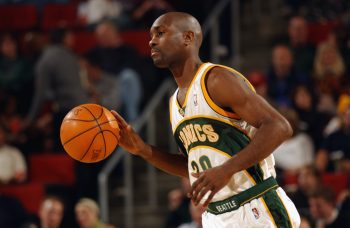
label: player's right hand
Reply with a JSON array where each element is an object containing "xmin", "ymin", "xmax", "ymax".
[{"xmin": 111, "ymin": 110, "xmax": 150, "ymax": 156}]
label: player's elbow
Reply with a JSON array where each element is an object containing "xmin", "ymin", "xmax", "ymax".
[{"xmin": 277, "ymin": 118, "xmax": 293, "ymax": 140}]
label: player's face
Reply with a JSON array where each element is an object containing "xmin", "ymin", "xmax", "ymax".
[{"xmin": 149, "ymin": 17, "xmax": 185, "ymax": 68}]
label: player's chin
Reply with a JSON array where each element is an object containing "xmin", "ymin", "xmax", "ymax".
[{"xmin": 152, "ymin": 58, "xmax": 168, "ymax": 68}]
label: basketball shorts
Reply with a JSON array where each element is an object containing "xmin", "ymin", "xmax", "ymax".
[{"xmin": 202, "ymin": 187, "xmax": 300, "ymax": 228}]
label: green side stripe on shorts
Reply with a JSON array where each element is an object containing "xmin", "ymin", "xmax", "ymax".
[
  {"xmin": 262, "ymin": 190, "xmax": 292, "ymax": 228},
  {"xmin": 246, "ymin": 164, "xmax": 264, "ymax": 184}
]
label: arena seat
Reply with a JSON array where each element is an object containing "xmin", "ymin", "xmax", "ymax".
[
  {"xmin": 73, "ymin": 31, "xmax": 97, "ymax": 54},
  {"xmin": 321, "ymin": 172, "xmax": 349, "ymax": 198},
  {"xmin": 73, "ymin": 30, "xmax": 150, "ymax": 56},
  {"xmin": 282, "ymin": 172, "xmax": 298, "ymax": 187},
  {"xmin": 0, "ymin": 183, "xmax": 44, "ymax": 214},
  {"xmin": 308, "ymin": 21, "xmax": 337, "ymax": 46},
  {"xmin": 0, "ymin": 5, "xmax": 37, "ymax": 31},
  {"xmin": 29, "ymin": 154, "xmax": 75, "ymax": 186},
  {"xmin": 120, "ymin": 30, "xmax": 150, "ymax": 56},
  {"xmin": 42, "ymin": 4, "xmax": 78, "ymax": 30}
]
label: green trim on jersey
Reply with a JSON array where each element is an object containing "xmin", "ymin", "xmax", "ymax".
[
  {"xmin": 262, "ymin": 190, "xmax": 293, "ymax": 228},
  {"xmin": 174, "ymin": 116, "xmax": 265, "ymax": 185},
  {"xmin": 174, "ymin": 117, "xmax": 250, "ymax": 156},
  {"xmin": 246, "ymin": 164, "xmax": 265, "ymax": 184}
]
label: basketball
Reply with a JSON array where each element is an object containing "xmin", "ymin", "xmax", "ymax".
[{"xmin": 60, "ymin": 104, "xmax": 120, "ymax": 163}]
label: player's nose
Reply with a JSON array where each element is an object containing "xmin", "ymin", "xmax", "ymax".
[{"xmin": 149, "ymin": 37, "xmax": 157, "ymax": 48}]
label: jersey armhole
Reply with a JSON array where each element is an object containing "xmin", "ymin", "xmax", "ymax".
[{"xmin": 200, "ymin": 65, "xmax": 242, "ymax": 120}]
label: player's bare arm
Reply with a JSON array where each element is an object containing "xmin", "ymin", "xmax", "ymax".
[
  {"xmin": 111, "ymin": 110, "xmax": 188, "ymax": 178},
  {"xmin": 190, "ymin": 67, "xmax": 293, "ymax": 206}
]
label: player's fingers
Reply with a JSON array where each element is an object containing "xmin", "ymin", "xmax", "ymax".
[
  {"xmin": 191, "ymin": 177, "xmax": 209, "ymax": 203},
  {"xmin": 202, "ymin": 190, "xmax": 216, "ymax": 207},
  {"xmin": 111, "ymin": 110, "xmax": 128, "ymax": 127},
  {"xmin": 193, "ymin": 186, "xmax": 212, "ymax": 206},
  {"xmin": 191, "ymin": 172, "xmax": 200, "ymax": 178},
  {"xmin": 191, "ymin": 183, "xmax": 205, "ymax": 203},
  {"xmin": 190, "ymin": 172, "xmax": 203, "ymax": 192}
]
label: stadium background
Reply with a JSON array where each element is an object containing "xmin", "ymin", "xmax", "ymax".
[{"xmin": 0, "ymin": 0, "xmax": 349, "ymax": 227}]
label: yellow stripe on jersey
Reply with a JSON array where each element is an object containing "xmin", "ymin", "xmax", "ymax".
[
  {"xmin": 169, "ymin": 95, "xmax": 173, "ymax": 126},
  {"xmin": 200, "ymin": 65, "xmax": 241, "ymax": 119},
  {"xmin": 215, "ymin": 64, "xmax": 256, "ymax": 92},
  {"xmin": 172, "ymin": 115, "xmax": 250, "ymax": 138},
  {"xmin": 176, "ymin": 63, "xmax": 208, "ymax": 109},
  {"xmin": 200, "ymin": 64, "xmax": 257, "ymax": 119},
  {"xmin": 188, "ymin": 145, "xmax": 232, "ymax": 158}
]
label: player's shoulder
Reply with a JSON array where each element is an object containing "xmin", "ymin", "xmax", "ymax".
[{"xmin": 206, "ymin": 64, "xmax": 242, "ymax": 86}]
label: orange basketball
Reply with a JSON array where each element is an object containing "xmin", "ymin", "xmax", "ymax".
[{"xmin": 60, "ymin": 104, "xmax": 120, "ymax": 163}]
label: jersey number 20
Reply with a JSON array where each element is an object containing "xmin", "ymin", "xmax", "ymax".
[{"xmin": 191, "ymin": 155, "xmax": 212, "ymax": 173}]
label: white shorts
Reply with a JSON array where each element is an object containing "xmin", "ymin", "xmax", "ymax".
[{"xmin": 202, "ymin": 187, "xmax": 300, "ymax": 228}]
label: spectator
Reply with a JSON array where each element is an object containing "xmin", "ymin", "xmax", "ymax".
[
  {"xmin": 131, "ymin": 0, "xmax": 173, "ymax": 28},
  {"xmin": 165, "ymin": 177, "xmax": 191, "ymax": 228},
  {"xmin": 315, "ymin": 94, "xmax": 350, "ymax": 172},
  {"xmin": 309, "ymin": 186, "xmax": 350, "ymax": 228},
  {"xmin": 292, "ymin": 85, "xmax": 332, "ymax": 149},
  {"xmin": 247, "ymin": 71, "xmax": 269, "ymax": 101},
  {"xmin": 38, "ymin": 196, "xmax": 65, "ymax": 228},
  {"xmin": 75, "ymin": 198, "xmax": 114, "ymax": 228},
  {"xmin": 273, "ymin": 107, "xmax": 314, "ymax": 173},
  {"xmin": 0, "ymin": 94, "xmax": 26, "ymax": 146},
  {"xmin": 178, "ymin": 202, "xmax": 206, "ymax": 228},
  {"xmin": 25, "ymin": 27, "xmax": 89, "ymax": 151},
  {"xmin": 313, "ymin": 41, "xmax": 346, "ymax": 99},
  {"xmin": 0, "ymin": 194, "xmax": 27, "ymax": 228},
  {"xmin": 287, "ymin": 165, "xmax": 322, "ymax": 211},
  {"xmin": 267, "ymin": 44, "xmax": 309, "ymax": 107},
  {"xmin": 80, "ymin": 55, "xmax": 121, "ymax": 110},
  {"xmin": 78, "ymin": 0, "xmax": 128, "ymax": 28},
  {"xmin": 0, "ymin": 124, "xmax": 27, "ymax": 184},
  {"xmin": 338, "ymin": 192, "xmax": 350, "ymax": 221},
  {"xmin": 299, "ymin": 213, "xmax": 314, "ymax": 228},
  {"xmin": 88, "ymin": 20, "xmax": 142, "ymax": 121},
  {"xmin": 0, "ymin": 33, "xmax": 34, "ymax": 114},
  {"xmin": 287, "ymin": 16, "xmax": 316, "ymax": 75}
]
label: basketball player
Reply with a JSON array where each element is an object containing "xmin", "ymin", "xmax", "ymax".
[{"xmin": 112, "ymin": 12, "xmax": 300, "ymax": 227}]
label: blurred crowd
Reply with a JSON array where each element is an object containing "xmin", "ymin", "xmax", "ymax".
[
  {"xmin": 0, "ymin": 0, "xmax": 349, "ymax": 228},
  {"xmin": 164, "ymin": 1, "xmax": 350, "ymax": 228}
]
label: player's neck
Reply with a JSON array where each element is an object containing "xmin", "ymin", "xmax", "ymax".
[{"xmin": 170, "ymin": 57, "xmax": 202, "ymax": 89}]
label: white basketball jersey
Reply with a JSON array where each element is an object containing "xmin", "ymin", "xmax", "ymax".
[{"xmin": 170, "ymin": 63, "xmax": 276, "ymax": 202}]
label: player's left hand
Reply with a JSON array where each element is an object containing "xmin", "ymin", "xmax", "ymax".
[{"xmin": 189, "ymin": 165, "xmax": 232, "ymax": 207}]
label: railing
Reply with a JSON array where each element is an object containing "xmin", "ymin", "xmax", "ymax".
[
  {"xmin": 202, "ymin": 0, "xmax": 240, "ymax": 67},
  {"xmin": 98, "ymin": 78, "xmax": 176, "ymax": 228}
]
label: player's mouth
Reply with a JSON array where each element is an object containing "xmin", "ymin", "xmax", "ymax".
[{"xmin": 151, "ymin": 48, "xmax": 160, "ymax": 57}]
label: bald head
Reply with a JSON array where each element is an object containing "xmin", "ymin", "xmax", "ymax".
[
  {"xmin": 149, "ymin": 12, "xmax": 203, "ymax": 68},
  {"xmin": 154, "ymin": 12, "xmax": 202, "ymax": 48}
]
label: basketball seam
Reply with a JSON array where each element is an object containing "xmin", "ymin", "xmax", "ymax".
[
  {"xmin": 62, "ymin": 120, "xmax": 117, "ymax": 145},
  {"xmin": 63, "ymin": 118, "xmax": 101, "ymax": 122},
  {"xmin": 80, "ymin": 130, "xmax": 100, "ymax": 161},
  {"xmin": 81, "ymin": 105, "xmax": 107, "ymax": 160},
  {"xmin": 80, "ymin": 129, "xmax": 119, "ymax": 161}
]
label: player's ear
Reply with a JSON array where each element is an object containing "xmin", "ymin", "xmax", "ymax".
[{"xmin": 183, "ymin": 31, "xmax": 194, "ymax": 46}]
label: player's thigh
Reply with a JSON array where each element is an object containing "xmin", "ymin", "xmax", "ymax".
[
  {"xmin": 202, "ymin": 199, "xmax": 276, "ymax": 228},
  {"xmin": 259, "ymin": 188, "xmax": 301, "ymax": 228},
  {"xmin": 275, "ymin": 187, "xmax": 301, "ymax": 228}
]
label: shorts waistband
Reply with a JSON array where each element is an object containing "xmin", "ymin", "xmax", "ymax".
[{"xmin": 207, "ymin": 176, "xmax": 278, "ymax": 215}]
